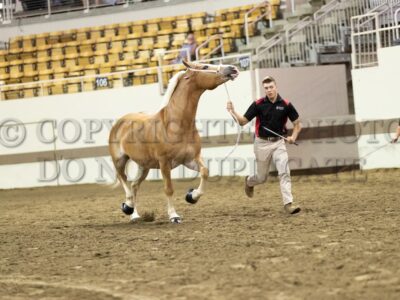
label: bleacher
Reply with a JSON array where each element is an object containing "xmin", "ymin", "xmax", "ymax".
[
  {"xmin": 0, "ymin": 1, "xmax": 281, "ymax": 100},
  {"xmin": 256, "ymin": 0, "xmax": 400, "ymax": 68}
]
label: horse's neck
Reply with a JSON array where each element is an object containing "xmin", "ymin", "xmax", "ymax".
[{"xmin": 164, "ymin": 82, "xmax": 204, "ymax": 128}]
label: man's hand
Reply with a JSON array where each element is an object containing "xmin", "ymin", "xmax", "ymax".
[
  {"xmin": 286, "ymin": 136, "xmax": 296, "ymax": 144},
  {"xmin": 226, "ymin": 101, "xmax": 234, "ymax": 113}
]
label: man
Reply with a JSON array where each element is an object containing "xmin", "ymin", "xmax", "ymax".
[
  {"xmin": 392, "ymin": 120, "xmax": 400, "ymax": 143},
  {"xmin": 173, "ymin": 31, "xmax": 198, "ymax": 63},
  {"xmin": 227, "ymin": 76, "xmax": 302, "ymax": 214}
]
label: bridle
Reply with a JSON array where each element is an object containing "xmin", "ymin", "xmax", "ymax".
[{"xmin": 185, "ymin": 64, "xmax": 223, "ymax": 74}]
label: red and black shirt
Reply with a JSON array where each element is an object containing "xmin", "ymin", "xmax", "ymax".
[{"xmin": 244, "ymin": 94, "xmax": 299, "ymax": 138}]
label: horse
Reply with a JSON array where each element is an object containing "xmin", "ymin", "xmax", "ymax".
[{"xmin": 108, "ymin": 60, "xmax": 239, "ymax": 223}]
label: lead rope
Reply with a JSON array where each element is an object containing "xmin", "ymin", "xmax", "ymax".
[
  {"xmin": 222, "ymin": 82, "xmax": 242, "ymax": 161},
  {"xmin": 186, "ymin": 65, "xmax": 241, "ymax": 160}
]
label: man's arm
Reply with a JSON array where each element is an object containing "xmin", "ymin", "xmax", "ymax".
[
  {"xmin": 287, "ymin": 119, "xmax": 302, "ymax": 144},
  {"xmin": 226, "ymin": 101, "xmax": 249, "ymax": 126}
]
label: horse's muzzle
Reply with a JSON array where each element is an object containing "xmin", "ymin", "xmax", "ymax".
[{"xmin": 223, "ymin": 66, "xmax": 239, "ymax": 80}]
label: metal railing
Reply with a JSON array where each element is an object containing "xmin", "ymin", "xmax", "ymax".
[
  {"xmin": 244, "ymin": 1, "xmax": 273, "ymax": 45},
  {"xmin": 255, "ymin": 0, "xmax": 385, "ymax": 68},
  {"xmin": 285, "ymin": 16, "xmax": 316, "ymax": 66},
  {"xmin": 195, "ymin": 34, "xmax": 224, "ymax": 61},
  {"xmin": 396, "ymin": 7, "xmax": 400, "ymax": 38},
  {"xmin": 0, "ymin": 0, "xmax": 157, "ymax": 22},
  {"xmin": 1, "ymin": 0, "xmax": 14, "ymax": 24},
  {"xmin": 256, "ymin": 33, "xmax": 285, "ymax": 68},
  {"xmin": 351, "ymin": 2, "xmax": 400, "ymax": 68},
  {"xmin": 256, "ymin": 16, "xmax": 314, "ymax": 67}
]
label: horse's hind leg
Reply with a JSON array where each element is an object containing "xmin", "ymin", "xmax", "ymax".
[
  {"xmin": 184, "ymin": 157, "xmax": 209, "ymax": 204},
  {"xmin": 112, "ymin": 154, "xmax": 135, "ymax": 216},
  {"xmin": 129, "ymin": 167, "xmax": 149, "ymax": 221},
  {"xmin": 159, "ymin": 161, "xmax": 181, "ymax": 224}
]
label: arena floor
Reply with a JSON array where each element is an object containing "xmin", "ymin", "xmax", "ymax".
[{"xmin": 1, "ymin": 169, "xmax": 399, "ymax": 300}]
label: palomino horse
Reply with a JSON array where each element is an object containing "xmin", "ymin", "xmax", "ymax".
[{"xmin": 109, "ymin": 60, "xmax": 239, "ymax": 223}]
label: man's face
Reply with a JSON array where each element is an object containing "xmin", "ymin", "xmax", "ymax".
[
  {"xmin": 263, "ymin": 81, "xmax": 277, "ymax": 100},
  {"xmin": 187, "ymin": 34, "xmax": 195, "ymax": 44}
]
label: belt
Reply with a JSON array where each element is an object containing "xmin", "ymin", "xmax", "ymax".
[{"xmin": 258, "ymin": 136, "xmax": 282, "ymax": 142}]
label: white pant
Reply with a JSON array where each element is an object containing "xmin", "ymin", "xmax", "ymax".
[{"xmin": 247, "ymin": 137, "xmax": 293, "ymax": 205}]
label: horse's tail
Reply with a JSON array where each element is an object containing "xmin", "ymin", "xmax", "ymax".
[
  {"xmin": 107, "ymin": 116, "xmax": 144, "ymax": 189},
  {"xmin": 107, "ymin": 119, "xmax": 127, "ymax": 189}
]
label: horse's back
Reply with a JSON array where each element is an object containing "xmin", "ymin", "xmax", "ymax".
[{"xmin": 110, "ymin": 112, "xmax": 152, "ymax": 138}]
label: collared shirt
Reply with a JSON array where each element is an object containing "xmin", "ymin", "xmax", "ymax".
[{"xmin": 244, "ymin": 94, "xmax": 299, "ymax": 138}]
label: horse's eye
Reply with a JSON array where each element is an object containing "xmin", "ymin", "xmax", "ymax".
[{"xmin": 202, "ymin": 65, "xmax": 209, "ymax": 70}]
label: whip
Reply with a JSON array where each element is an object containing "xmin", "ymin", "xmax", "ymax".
[
  {"xmin": 358, "ymin": 141, "xmax": 393, "ymax": 160},
  {"xmin": 261, "ymin": 126, "xmax": 299, "ymax": 146}
]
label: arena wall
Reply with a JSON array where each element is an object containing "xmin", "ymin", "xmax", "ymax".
[
  {"xmin": 1, "ymin": 65, "xmax": 361, "ymax": 189},
  {"xmin": 352, "ymin": 46, "xmax": 400, "ymax": 170}
]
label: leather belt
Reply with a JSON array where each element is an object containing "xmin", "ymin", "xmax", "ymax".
[{"xmin": 258, "ymin": 136, "xmax": 282, "ymax": 142}]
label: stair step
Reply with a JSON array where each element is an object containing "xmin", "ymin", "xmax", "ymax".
[
  {"xmin": 260, "ymin": 25, "xmax": 283, "ymax": 36},
  {"xmin": 283, "ymin": 3, "xmax": 314, "ymax": 19}
]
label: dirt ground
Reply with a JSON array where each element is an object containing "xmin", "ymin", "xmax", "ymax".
[{"xmin": 1, "ymin": 169, "xmax": 400, "ymax": 300}]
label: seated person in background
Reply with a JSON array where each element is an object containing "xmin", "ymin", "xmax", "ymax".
[{"xmin": 172, "ymin": 31, "xmax": 198, "ymax": 63}]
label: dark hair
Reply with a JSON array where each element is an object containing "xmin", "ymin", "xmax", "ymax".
[
  {"xmin": 262, "ymin": 76, "xmax": 276, "ymax": 85},
  {"xmin": 187, "ymin": 31, "xmax": 195, "ymax": 36}
]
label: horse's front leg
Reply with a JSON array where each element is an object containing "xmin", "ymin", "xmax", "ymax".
[
  {"xmin": 160, "ymin": 161, "xmax": 181, "ymax": 224},
  {"xmin": 184, "ymin": 156, "xmax": 209, "ymax": 204}
]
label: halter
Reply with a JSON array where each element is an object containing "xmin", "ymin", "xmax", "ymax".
[{"xmin": 185, "ymin": 64, "xmax": 223, "ymax": 74}]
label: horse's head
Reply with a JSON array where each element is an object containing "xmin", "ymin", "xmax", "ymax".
[{"xmin": 182, "ymin": 60, "xmax": 239, "ymax": 90}]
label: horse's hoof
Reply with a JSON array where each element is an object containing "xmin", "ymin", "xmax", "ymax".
[
  {"xmin": 185, "ymin": 188, "xmax": 198, "ymax": 204},
  {"xmin": 170, "ymin": 217, "xmax": 182, "ymax": 224},
  {"xmin": 130, "ymin": 211, "xmax": 141, "ymax": 221},
  {"xmin": 121, "ymin": 203, "xmax": 134, "ymax": 215}
]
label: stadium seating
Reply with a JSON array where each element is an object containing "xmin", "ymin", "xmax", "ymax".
[{"xmin": 0, "ymin": 1, "xmax": 281, "ymax": 100}]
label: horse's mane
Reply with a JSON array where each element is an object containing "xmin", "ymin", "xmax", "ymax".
[{"xmin": 159, "ymin": 71, "xmax": 186, "ymax": 110}]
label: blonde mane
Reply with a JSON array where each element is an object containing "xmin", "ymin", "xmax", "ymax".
[{"xmin": 159, "ymin": 71, "xmax": 186, "ymax": 110}]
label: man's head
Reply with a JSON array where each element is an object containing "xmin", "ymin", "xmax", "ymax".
[
  {"xmin": 262, "ymin": 76, "xmax": 277, "ymax": 101},
  {"xmin": 186, "ymin": 31, "xmax": 195, "ymax": 44}
]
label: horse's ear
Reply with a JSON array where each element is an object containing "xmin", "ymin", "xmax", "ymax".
[{"xmin": 182, "ymin": 59, "xmax": 191, "ymax": 69}]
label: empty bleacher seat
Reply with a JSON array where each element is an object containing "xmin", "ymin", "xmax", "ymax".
[
  {"xmin": 22, "ymin": 86, "xmax": 39, "ymax": 98},
  {"xmin": 66, "ymin": 79, "xmax": 82, "ymax": 94},
  {"xmin": 109, "ymin": 41, "xmax": 124, "ymax": 54},
  {"xmin": 174, "ymin": 19, "xmax": 190, "ymax": 33},
  {"xmin": 90, "ymin": 26, "xmax": 105, "ymax": 40},
  {"xmin": 64, "ymin": 44, "xmax": 79, "ymax": 59},
  {"xmin": 60, "ymin": 29, "xmax": 76, "ymax": 43},
  {"xmin": 159, "ymin": 17, "xmax": 176, "ymax": 35},
  {"xmin": 35, "ymin": 33, "xmax": 51, "ymax": 50},
  {"xmin": 118, "ymin": 22, "xmax": 131, "ymax": 37},
  {"xmin": 104, "ymin": 24, "xmax": 118, "ymax": 39},
  {"xmin": 93, "ymin": 55, "xmax": 107, "ymax": 65},
  {"xmin": 145, "ymin": 22, "xmax": 159, "ymax": 37},
  {"xmin": 2, "ymin": 86, "xmax": 21, "ymax": 100},
  {"xmin": 139, "ymin": 37, "xmax": 155, "ymax": 51}
]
